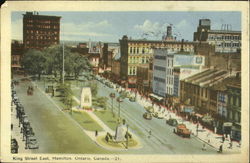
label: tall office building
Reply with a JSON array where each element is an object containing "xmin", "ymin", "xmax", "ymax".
[{"xmin": 23, "ymin": 12, "xmax": 61, "ymax": 50}]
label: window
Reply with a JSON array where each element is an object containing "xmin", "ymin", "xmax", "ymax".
[
  {"xmin": 142, "ymin": 47, "xmax": 145, "ymax": 54},
  {"xmin": 142, "ymin": 57, "xmax": 145, "ymax": 63},
  {"xmin": 133, "ymin": 47, "xmax": 136, "ymax": 54},
  {"xmin": 130, "ymin": 47, "xmax": 132, "ymax": 53},
  {"xmin": 137, "ymin": 47, "xmax": 139, "ymax": 54},
  {"xmin": 154, "ymin": 55, "xmax": 166, "ymax": 60},
  {"xmin": 154, "ymin": 66, "xmax": 166, "ymax": 72},
  {"xmin": 154, "ymin": 76, "xmax": 165, "ymax": 83}
]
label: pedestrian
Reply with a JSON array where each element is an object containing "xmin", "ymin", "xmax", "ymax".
[
  {"xmin": 228, "ymin": 141, "xmax": 232, "ymax": 149},
  {"xmin": 202, "ymin": 143, "xmax": 206, "ymax": 151},
  {"xmin": 219, "ymin": 144, "xmax": 223, "ymax": 153},
  {"xmin": 222, "ymin": 135, "xmax": 225, "ymax": 143}
]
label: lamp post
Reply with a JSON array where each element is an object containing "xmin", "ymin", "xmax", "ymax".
[
  {"xmin": 109, "ymin": 93, "xmax": 116, "ymax": 117},
  {"xmin": 126, "ymin": 124, "xmax": 129, "ymax": 149},
  {"xmin": 116, "ymin": 97, "xmax": 123, "ymax": 119}
]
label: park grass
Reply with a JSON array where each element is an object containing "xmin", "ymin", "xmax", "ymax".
[
  {"xmin": 70, "ymin": 111, "xmax": 103, "ymax": 132},
  {"xmin": 94, "ymin": 109, "xmax": 118, "ymax": 131},
  {"xmin": 97, "ymin": 135, "xmax": 139, "ymax": 149}
]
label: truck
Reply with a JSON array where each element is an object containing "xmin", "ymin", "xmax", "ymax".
[{"xmin": 174, "ymin": 124, "xmax": 191, "ymax": 138}]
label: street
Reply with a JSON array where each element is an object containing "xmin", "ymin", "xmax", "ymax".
[{"xmin": 70, "ymin": 77, "xmax": 217, "ymax": 154}]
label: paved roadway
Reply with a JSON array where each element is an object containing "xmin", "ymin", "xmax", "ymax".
[
  {"xmin": 73, "ymin": 79, "xmax": 217, "ymax": 154},
  {"xmin": 14, "ymin": 80, "xmax": 114, "ymax": 154},
  {"xmin": 13, "ymin": 76, "xmax": 217, "ymax": 154}
]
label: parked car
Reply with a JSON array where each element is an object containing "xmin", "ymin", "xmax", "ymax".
[
  {"xmin": 27, "ymin": 136, "xmax": 39, "ymax": 149},
  {"xmin": 152, "ymin": 112, "xmax": 164, "ymax": 119},
  {"xmin": 144, "ymin": 106, "xmax": 154, "ymax": 113},
  {"xmin": 11, "ymin": 138, "xmax": 19, "ymax": 153},
  {"xmin": 129, "ymin": 96, "xmax": 136, "ymax": 102},
  {"xmin": 143, "ymin": 112, "xmax": 152, "ymax": 120},
  {"xmin": 174, "ymin": 124, "xmax": 191, "ymax": 138},
  {"xmin": 166, "ymin": 118, "xmax": 178, "ymax": 126}
]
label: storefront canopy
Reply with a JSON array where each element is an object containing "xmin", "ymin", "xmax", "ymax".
[{"xmin": 149, "ymin": 93, "xmax": 163, "ymax": 101}]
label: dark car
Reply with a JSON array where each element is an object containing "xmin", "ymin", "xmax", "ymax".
[
  {"xmin": 27, "ymin": 136, "xmax": 39, "ymax": 149},
  {"xmin": 129, "ymin": 97, "xmax": 136, "ymax": 102},
  {"xmin": 143, "ymin": 112, "xmax": 152, "ymax": 120},
  {"xmin": 166, "ymin": 118, "xmax": 178, "ymax": 126},
  {"xmin": 11, "ymin": 138, "xmax": 19, "ymax": 153}
]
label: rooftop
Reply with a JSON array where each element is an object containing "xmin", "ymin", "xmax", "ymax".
[{"xmin": 182, "ymin": 69, "xmax": 230, "ymax": 87}]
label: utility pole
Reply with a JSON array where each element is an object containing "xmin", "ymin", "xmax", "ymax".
[{"xmin": 62, "ymin": 41, "xmax": 65, "ymax": 84}]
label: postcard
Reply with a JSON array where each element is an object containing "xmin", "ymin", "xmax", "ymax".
[{"xmin": 1, "ymin": 1, "xmax": 249, "ymax": 163}]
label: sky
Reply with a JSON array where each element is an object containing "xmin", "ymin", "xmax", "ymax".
[{"xmin": 11, "ymin": 11, "xmax": 241, "ymax": 42}]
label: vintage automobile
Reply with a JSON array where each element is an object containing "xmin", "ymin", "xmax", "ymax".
[
  {"xmin": 143, "ymin": 112, "xmax": 152, "ymax": 120},
  {"xmin": 174, "ymin": 124, "xmax": 191, "ymax": 138},
  {"xmin": 144, "ymin": 106, "xmax": 154, "ymax": 113},
  {"xmin": 11, "ymin": 138, "xmax": 19, "ymax": 153},
  {"xmin": 166, "ymin": 118, "xmax": 178, "ymax": 126},
  {"xmin": 27, "ymin": 136, "xmax": 39, "ymax": 149},
  {"xmin": 129, "ymin": 96, "xmax": 136, "ymax": 102},
  {"xmin": 152, "ymin": 112, "xmax": 164, "ymax": 119}
]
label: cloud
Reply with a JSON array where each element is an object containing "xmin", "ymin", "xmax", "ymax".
[
  {"xmin": 176, "ymin": 19, "xmax": 189, "ymax": 29},
  {"xmin": 11, "ymin": 19, "xmax": 23, "ymax": 40},
  {"xmin": 134, "ymin": 20, "xmax": 168, "ymax": 39}
]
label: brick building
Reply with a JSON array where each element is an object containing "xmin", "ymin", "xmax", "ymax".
[{"xmin": 23, "ymin": 12, "xmax": 61, "ymax": 50}]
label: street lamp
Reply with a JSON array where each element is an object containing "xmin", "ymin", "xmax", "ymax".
[
  {"xmin": 116, "ymin": 97, "xmax": 123, "ymax": 119},
  {"xmin": 109, "ymin": 93, "xmax": 116, "ymax": 117},
  {"xmin": 126, "ymin": 124, "xmax": 129, "ymax": 149}
]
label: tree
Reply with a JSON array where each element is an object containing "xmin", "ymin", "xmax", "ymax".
[
  {"xmin": 43, "ymin": 45, "xmax": 92, "ymax": 81},
  {"xmin": 21, "ymin": 49, "xmax": 46, "ymax": 79}
]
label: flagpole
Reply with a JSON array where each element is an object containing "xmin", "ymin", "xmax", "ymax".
[{"xmin": 62, "ymin": 41, "xmax": 65, "ymax": 84}]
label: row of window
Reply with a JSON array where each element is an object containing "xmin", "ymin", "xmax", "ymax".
[
  {"xmin": 154, "ymin": 65, "xmax": 166, "ymax": 72},
  {"xmin": 129, "ymin": 47, "xmax": 151, "ymax": 54},
  {"xmin": 208, "ymin": 35, "xmax": 241, "ymax": 41},
  {"xmin": 154, "ymin": 55, "xmax": 166, "ymax": 60},
  {"xmin": 26, "ymin": 36, "xmax": 58, "ymax": 40},
  {"xmin": 166, "ymin": 87, "xmax": 173, "ymax": 95},
  {"xmin": 219, "ymin": 42, "xmax": 241, "ymax": 47},
  {"xmin": 128, "ymin": 56, "xmax": 149, "ymax": 64},
  {"xmin": 26, "ymin": 30, "xmax": 58, "ymax": 35},
  {"xmin": 128, "ymin": 66, "xmax": 137, "ymax": 75},
  {"xmin": 26, "ymin": 24, "xmax": 59, "ymax": 29},
  {"xmin": 166, "ymin": 76, "xmax": 174, "ymax": 85},
  {"xmin": 153, "ymin": 76, "xmax": 165, "ymax": 83}
]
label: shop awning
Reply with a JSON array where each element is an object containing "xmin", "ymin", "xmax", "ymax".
[
  {"xmin": 149, "ymin": 93, "xmax": 163, "ymax": 101},
  {"xmin": 223, "ymin": 122, "xmax": 233, "ymax": 127}
]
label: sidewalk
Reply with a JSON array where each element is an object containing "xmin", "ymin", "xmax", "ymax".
[
  {"xmin": 134, "ymin": 92, "xmax": 241, "ymax": 154},
  {"xmin": 11, "ymin": 92, "xmax": 32, "ymax": 153}
]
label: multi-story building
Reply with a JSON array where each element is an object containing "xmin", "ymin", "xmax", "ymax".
[
  {"xmin": 23, "ymin": 12, "xmax": 61, "ymax": 50},
  {"xmin": 194, "ymin": 19, "xmax": 241, "ymax": 53},
  {"xmin": 180, "ymin": 69, "xmax": 232, "ymax": 114},
  {"xmin": 136, "ymin": 59, "xmax": 153, "ymax": 96},
  {"xmin": 119, "ymin": 35, "xmax": 197, "ymax": 88},
  {"xmin": 152, "ymin": 49, "xmax": 205, "ymax": 98},
  {"xmin": 11, "ymin": 40, "xmax": 24, "ymax": 72}
]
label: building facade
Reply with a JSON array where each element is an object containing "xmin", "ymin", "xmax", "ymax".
[
  {"xmin": 11, "ymin": 40, "xmax": 24, "ymax": 72},
  {"xmin": 152, "ymin": 49, "xmax": 205, "ymax": 98},
  {"xmin": 119, "ymin": 35, "xmax": 196, "ymax": 88},
  {"xmin": 194, "ymin": 19, "xmax": 241, "ymax": 53},
  {"xmin": 23, "ymin": 12, "xmax": 61, "ymax": 50}
]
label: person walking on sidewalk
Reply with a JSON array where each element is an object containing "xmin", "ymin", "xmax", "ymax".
[{"xmin": 222, "ymin": 135, "xmax": 225, "ymax": 143}]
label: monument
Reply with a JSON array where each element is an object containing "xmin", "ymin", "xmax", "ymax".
[
  {"xmin": 80, "ymin": 87, "xmax": 92, "ymax": 109},
  {"xmin": 114, "ymin": 124, "xmax": 127, "ymax": 142}
]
